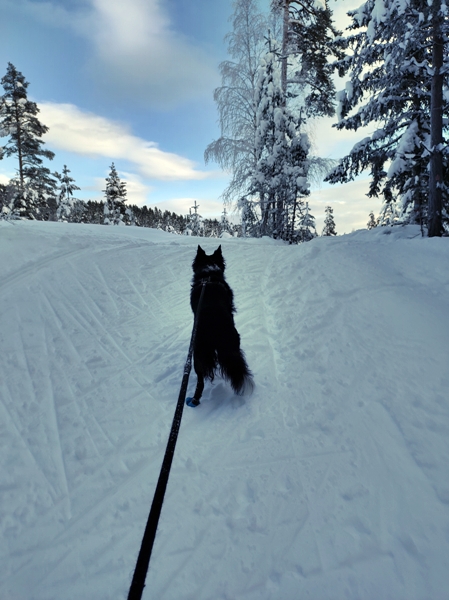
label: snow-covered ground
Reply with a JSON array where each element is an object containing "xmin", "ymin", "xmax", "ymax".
[{"xmin": 1, "ymin": 220, "xmax": 449, "ymax": 600}]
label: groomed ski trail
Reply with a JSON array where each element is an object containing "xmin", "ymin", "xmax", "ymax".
[{"xmin": 0, "ymin": 221, "xmax": 448, "ymax": 600}]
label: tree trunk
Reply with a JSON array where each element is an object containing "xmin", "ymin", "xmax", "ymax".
[
  {"xmin": 281, "ymin": 0, "xmax": 290, "ymax": 99},
  {"xmin": 14, "ymin": 99, "xmax": 24, "ymax": 189},
  {"xmin": 428, "ymin": 1, "xmax": 444, "ymax": 237}
]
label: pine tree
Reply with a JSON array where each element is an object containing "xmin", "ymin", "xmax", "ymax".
[
  {"xmin": 325, "ymin": 0, "xmax": 448, "ymax": 235},
  {"xmin": 321, "ymin": 205, "xmax": 337, "ymax": 236},
  {"xmin": 0, "ymin": 63, "xmax": 55, "ymax": 218},
  {"xmin": 103, "ymin": 163, "xmax": 128, "ymax": 225},
  {"xmin": 55, "ymin": 165, "xmax": 80, "ymax": 222}
]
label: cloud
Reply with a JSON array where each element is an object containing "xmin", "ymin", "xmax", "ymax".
[
  {"xmin": 87, "ymin": 171, "xmax": 151, "ymax": 207},
  {"xmin": 39, "ymin": 102, "xmax": 209, "ymax": 181},
  {"xmin": 6, "ymin": 0, "xmax": 219, "ymax": 108},
  {"xmin": 86, "ymin": 0, "xmax": 219, "ymax": 107},
  {"xmin": 310, "ymin": 178, "xmax": 383, "ymax": 234}
]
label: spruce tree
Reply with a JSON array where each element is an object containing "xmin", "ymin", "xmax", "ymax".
[
  {"xmin": 272, "ymin": 0, "xmax": 343, "ymax": 117},
  {"xmin": 297, "ymin": 201, "xmax": 317, "ymax": 242},
  {"xmin": 325, "ymin": 0, "xmax": 448, "ymax": 234},
  {"xmin": 187, "ymin": 200, "xmax": 203, "ymax": 236},
  {"xmin": 103, "ymin": 163, "xmax": 128, "ymax": 225},
  {"xmin": 367, "ymin": 211, "xmax": 378, "ymax": 230},
  {"xmin": 55, "ymin": 165, "xmax": 80, "ymax": 222},
  {"xmin": 248, "ymin": 41, "xmax": 310, "ymax": 240},
  {"xmin": 219, "ymin": 207, "xmax": 233, "ymax": 236},
  {"xmin": 0, "ymin": 63, "xmax": 55, "ymax": 218},
  {"xmin": 321, "ymin": 205, "xmax": 337, "ymax": 236}
]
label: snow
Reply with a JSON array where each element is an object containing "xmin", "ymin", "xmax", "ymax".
[
  {"xmin": 387, "ymin": 120, "xmax": 419, "ymax": 178},
  {"xmin": 1, "ymin": 220, "xmax": 449, "ymax": 600}
]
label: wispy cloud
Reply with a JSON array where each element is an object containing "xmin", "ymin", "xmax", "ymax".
[
  {"xmin": 87, "ymin": 0, "xmax": 219, "ymax": 107},
  {"xmin": 39, "ymin": 102, "xmax": 209, "ymax": 181},
  {"xmin": 6, "ymin": 0, "xmax": 219, "ymax": 108},
  {"xmin": 310, "ymin": 178, "xmax": 382, "ymax": 234}
]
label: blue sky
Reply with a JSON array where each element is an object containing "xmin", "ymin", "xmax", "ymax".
[{"xmin": 0, "ymin": 0, "xmax": 380, "ymax": 233}]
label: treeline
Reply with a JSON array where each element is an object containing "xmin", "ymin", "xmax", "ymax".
[
  {"xmin": 51, "ymin": 197, "xmax": 242, "ymax": 237},
  {"xmin": 0, "ymin": 60, "xmax": 336, "ymax": 239},
  {"xmin": 0, "ymin": 63, "xmax": 239, "ymax": 237}
]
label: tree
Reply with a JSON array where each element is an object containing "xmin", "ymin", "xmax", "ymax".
[
  {"xmin": 367, "ymin": 211, "xmax": 377, "ymax": 230},
  {"xmin": 187, "ymin": 200, "xmax": 203, "ymax": 236},
  {"xmin": 204, "ymin": 0, "xmax": 275, "ymax": 205},
  {"xmin": 219, "ymin": 207, "xmax": 233, "ymax": 237},
  {"xmin": 23, "ymin": 166, "xmax": 58, "ymax": 220},
  {"xmin": 247, "ymin": 41, "xmax": 310, "ymax": 240},
  {"xmin": 272, "ymin": 0, "xmax": 343, "ymax": 117},
  {"xmin": 55, "ymin": 165, "xmax": 80, "ymax": 221},
  {"xmin": 325, "ymin": 0, "xmax": 448, "ymax": 235},
  {"xmin": 297, "ymin": 201, "xmax": 317, "ymax": 242},
  {"xmin": 0, "ymin": 180, "xmax": 21, "ymax": 219},
  {"xmin": 103, "ymin": 163, "xmax": 128, "ymax": 225},
  {"xmin": 321, "ymin": 205, "xmax": 337, "ymax": 236},
  {"xmin": 0, "ymin": 63, "xmax": 55, "ymax": 217},
  {"xmin": 428, "ymin": 0, "xmax": 445, "ymax": 236}
]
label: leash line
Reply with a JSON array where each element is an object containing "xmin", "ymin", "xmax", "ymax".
[{"xmin": 127, "ymin": 280, "xmax": 207, "ymax": 600}]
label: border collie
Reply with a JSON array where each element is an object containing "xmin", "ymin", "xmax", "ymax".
[{"xmin": 186, "ymin": 245, "xmax": 253, "ymax": 407}]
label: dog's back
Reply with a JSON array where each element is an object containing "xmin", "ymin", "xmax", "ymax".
[{"xmin": 190, "ymin": 245, "xmax": 253, "ymax": 397}]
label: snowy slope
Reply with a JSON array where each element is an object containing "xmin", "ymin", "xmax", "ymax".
[{"xmin": 1, "ymin": 220, "xmax": 449, "ymax": 600}]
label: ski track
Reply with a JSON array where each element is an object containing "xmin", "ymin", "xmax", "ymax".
[{"xmin": 1, "ymin": 222, "xmax": 449, "ymax": 599}]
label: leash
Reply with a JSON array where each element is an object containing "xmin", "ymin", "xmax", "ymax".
[{"xmin": 127, "ymin": 280, "xmax": 208, "ymax": 600}]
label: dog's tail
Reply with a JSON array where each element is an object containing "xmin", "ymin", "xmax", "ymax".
[{"xmin": 217, "ymin": 348, "xmax": 254, "ymax": 397}]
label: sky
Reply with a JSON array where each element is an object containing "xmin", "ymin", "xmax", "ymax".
[{"xmin": 0, "ymin": 0, "xmax": 381, "ymax": 234}]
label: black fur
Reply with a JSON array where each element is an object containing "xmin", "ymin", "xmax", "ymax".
[{"xmin": 190, "ymin": 245, "xmax": 253, "ymax": 402}]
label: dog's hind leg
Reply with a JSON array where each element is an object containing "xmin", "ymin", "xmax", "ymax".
[
  {"xmin": 186, "ymin": 371, "xmax": 204, "ymax": 408},
  {"xmin": 193, "ymin": 373, "xmax": 204, "ymax": 402}
]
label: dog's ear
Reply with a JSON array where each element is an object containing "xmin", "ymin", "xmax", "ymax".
[
  {"xmin": 213, "ymin": 245, "xmax": 222, "ymax": 256},
  {"xmin": 197, "ymin": 245, "xmax": 206, "ymax": 256}
]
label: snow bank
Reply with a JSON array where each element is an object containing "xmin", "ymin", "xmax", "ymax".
[{"xmin": 1, "ymin": 221, "xmax": 449, "ymax": 599}]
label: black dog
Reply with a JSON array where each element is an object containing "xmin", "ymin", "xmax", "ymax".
[{"xmin": 186, "ymin": 245, "xmax": 253, "ymax": 407}]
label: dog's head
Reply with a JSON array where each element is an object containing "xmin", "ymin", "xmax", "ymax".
[{"xmin": 192, "ymin": 245, "xmax": 225, "ymax": 278}]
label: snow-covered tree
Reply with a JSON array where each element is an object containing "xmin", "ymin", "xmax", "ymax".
[
  {"xmin": 20, "ymin": 166, "xmax": 58, "ymax": 220},
  {"xmin": 248, "ymin": 41, "xmax": 310, "ymax": 240},
  {"xmin": 103, "ymin": 163, "xmax": 128, "ymax": 225},
  {"xmin": 321, "ymin": 205, "xmax": 337, "ymax": 236},
  {"xmin": 186, "ymin": 200, "xmax": 203, "ymax": 236},
  {"xmin": 239, "ymin": 195, "xmax": 260, "ymax": 237},
  {"xmin": 297, "ymin": 201, "xmax": 317, "ymax": 242},
  {"xmin": 367, "ymin": 211, "xmax": 378, "ymax": 230},
  {"xmin": 325, "ymin": 0, "xmax": 448, "ymax": 235},
  {"xmin": 204, "ymin": 0, "xmax": 277, "ymax": 206},
  {"xmin": 55, "ymin": 165, "xmax": 80, "ymax": 222},
  {"xmin": 219, "ymin": 207, "xmax": 233, "ymax": 237},
  {"xmin": 271, "ymin": 0, "xmax": 343, "ymax": 117},
  {"xmin": 0, "ymin": 181, "xmax": 20, "ymax": 220},
  {"xmin": 0, "ymin": 63, "xmax": 55, "ymax": 218}
]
